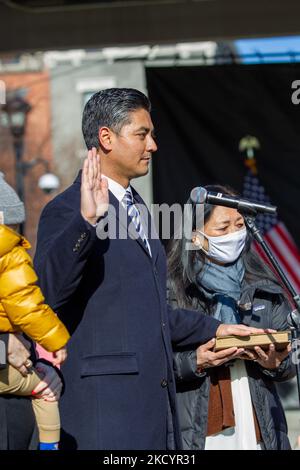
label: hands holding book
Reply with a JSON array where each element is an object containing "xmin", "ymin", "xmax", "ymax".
[
  {"xmin": 196, "ymin": 338, "xmax": 244, "ymax": 371},
  {"xmin": 241, "ymin": 343, "xmax": 291, "ymax": 369},
  {"xmin": 196, "ymin": 324, "xmax": 290, "ymax": 372}
]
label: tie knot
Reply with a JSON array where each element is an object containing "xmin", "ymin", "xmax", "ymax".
[{"xmin": 123, "ymin": 189, "xmax": 134, "ymax": 207}]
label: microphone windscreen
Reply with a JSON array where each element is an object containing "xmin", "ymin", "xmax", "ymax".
[{"xmin": 190, "ymin": 187, "xmax": 207, "ymax": 204}]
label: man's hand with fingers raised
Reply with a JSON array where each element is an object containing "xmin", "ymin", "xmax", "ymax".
[{"xmin": 81, "ymin": 147, "xmax": 109, "ymax": 226}]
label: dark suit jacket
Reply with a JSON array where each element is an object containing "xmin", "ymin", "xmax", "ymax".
[{"xmin": 34, "ymin": 172, "xmax": 220, "ymax": 450}]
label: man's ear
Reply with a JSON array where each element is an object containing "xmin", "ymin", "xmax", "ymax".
[{"xmin": 98, "ymin": 127, "xmax": 113, "ymax": 151}]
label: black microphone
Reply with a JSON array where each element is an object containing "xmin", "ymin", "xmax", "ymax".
[{"xmin": 190, "ymin": 187, "xmax": 277, "ymax": 215}]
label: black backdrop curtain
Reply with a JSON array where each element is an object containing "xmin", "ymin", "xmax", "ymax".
[{"xmin": 146, "ymin": 64, "xmax": 300, "ymax": 246}]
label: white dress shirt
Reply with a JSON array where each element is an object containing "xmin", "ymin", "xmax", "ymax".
[{"xmin": 103, "ymin": 175, "xmax": 131, "ymax": 203}]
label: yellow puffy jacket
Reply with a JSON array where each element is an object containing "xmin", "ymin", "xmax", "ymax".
[{"xmin": 0, "ymin": 225, "xmax": 70, "ymax": 352}]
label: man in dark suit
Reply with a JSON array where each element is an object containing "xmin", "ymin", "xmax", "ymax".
[{"xmin": 34, "ymin": 88, "xmax": 266, "ymax": 450}]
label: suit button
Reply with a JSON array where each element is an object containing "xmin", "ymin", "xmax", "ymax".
[
  {"xmin": 162, "ymin": 322, "xmax": 166, "ymax": 328},
  {"xmin": 154, "ymin": 268, "xmax": 158, "ymax": 276},
  {"xmin": 161, "ymin": 379, "xmax": 168, "ymax": 388}
]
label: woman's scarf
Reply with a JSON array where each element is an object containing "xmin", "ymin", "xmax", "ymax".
[{"xmin": 195, "ymin": 257, "xmax": 245, "ymax": 324}]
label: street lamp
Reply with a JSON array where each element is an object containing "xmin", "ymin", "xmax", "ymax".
[
  {"xmin": 2, "ymin": 95, "xmax": 31, "ymax": 235},
  {"xmin": 1, "ymin": 94, "xmax": 60, "ymax": 235}
]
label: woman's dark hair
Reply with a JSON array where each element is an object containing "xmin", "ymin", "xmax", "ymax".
[
  {"xmin": 82, "ymin": 88, "xmax": 151, "ymax": 149},
  {"xmin": 167, "ymin": 184, "xmax": 279, "ymax": 312}
]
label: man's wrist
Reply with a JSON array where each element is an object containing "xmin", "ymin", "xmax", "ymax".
[
  {"xmin": 81, "ymin": 212, "xmax": 108, "ymax": 227},
  {"xmin": 81, "ymin": 214, "xmax": 99, "ymax": 226}
]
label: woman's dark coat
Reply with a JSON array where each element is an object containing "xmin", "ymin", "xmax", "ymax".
[{"xmin": 170, "ymin": 279, "xmax": 295, "ymax": 450}]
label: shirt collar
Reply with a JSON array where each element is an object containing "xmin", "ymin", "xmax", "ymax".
[{"xmin": 103, "ymin": 175, "xmax": 132, "ymax": 203}]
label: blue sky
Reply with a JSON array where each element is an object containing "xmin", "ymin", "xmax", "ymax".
[{"xmin": 235, "ymin": 36, "xmax": 300, "ymax": 63}]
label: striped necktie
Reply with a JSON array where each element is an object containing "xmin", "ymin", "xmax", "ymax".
[{"xmin": 122, "ymin": 189, "xmax": 152, "ymax": 256}]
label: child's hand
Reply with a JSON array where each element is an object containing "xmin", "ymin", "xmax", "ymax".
[
  {"xmin": 7, "ymin": 333, "xmax": 32, "ymax": 376},
  {"xmin": 52, "ymin": 347, "xmax": 67, "ymax": 366},
  {"xmin": 33, "ymin": 362, "xmax": 62, "ymax": 402}
]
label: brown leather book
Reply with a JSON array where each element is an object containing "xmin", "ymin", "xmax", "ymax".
[{"xmin": 214, "ymin": 331, "xmax": 291, "ymax": 352}]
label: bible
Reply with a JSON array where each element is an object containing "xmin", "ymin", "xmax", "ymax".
[{"xmin": 214, "ymin": 331, "xmax": 291, "ymax": 352}]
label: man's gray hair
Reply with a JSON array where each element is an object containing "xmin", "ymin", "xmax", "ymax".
[{"xmin": 82, "ymin": 88, "xmax": 151, "ymax": 149}]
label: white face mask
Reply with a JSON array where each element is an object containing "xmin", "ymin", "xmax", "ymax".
[{"xmin": 198, "ymin": 227, "xmax": 247, "ymax": 264}]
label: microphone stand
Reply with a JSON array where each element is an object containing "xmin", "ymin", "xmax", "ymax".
[{"xmin": 242, "ymin": 210, "xmax": 300, "ymax": 405}]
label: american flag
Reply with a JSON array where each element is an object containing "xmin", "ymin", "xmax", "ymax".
[{"xmin": 242, "ymin": 168, "xmax": 300, "ymax": 292}]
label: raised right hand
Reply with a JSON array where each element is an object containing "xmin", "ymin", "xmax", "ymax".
[
  {"xmin": 196, "ymin": 338, "xmax": 244, "ymax": 371},
  {"xmin": 81, "ymin": 147, "xmax": 109, "ymax": 225},
  {"xmin": 7, "ymin": 333, "xmax": 31, "ymax": 377}
]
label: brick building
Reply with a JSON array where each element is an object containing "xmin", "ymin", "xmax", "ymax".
[{"xmin": 0, "ymin": 69, "xmax": 56, "ymax": 253}]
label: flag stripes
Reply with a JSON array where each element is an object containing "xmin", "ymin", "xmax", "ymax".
[{"xmin": 243, "ymin": 170, "xmax": 300, "ymax": 293}]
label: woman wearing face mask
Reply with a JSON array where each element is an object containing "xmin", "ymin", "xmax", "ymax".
[{"xmin": 167, "ymin": 185, "xmax": 294, "ymax": 450}]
